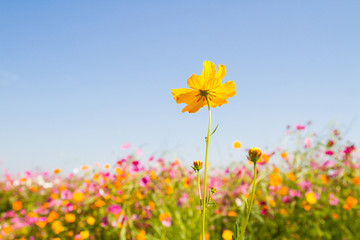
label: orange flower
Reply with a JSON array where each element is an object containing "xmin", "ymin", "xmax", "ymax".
[
  {"xmin": 227, "ymin": 211, "xmax": 237, "ymax": 217},
  {"xmin": 352, "ymin": 177, "xmax": 360, "ymax": 186},
  {"xmin": 65, "ymin": 213, "xmax": 76, "ymax": 223},
  {"xmin": 73, "ymin": 192, "xmax": 85, "ymax": 203},
  {"xmin": 148, "ymin": 201, "xmax": 155, "ymax": 211},
  {"xmin": 136, "ymin": 230, "xmax": 146, "ymax": 240},
  {"xmin": 233, "ymin": 141, "xmax": 241, "ymax": 149},
  {"xmin": 172, "ymin": 61, "xmax": 236, "ymax": 113},
  {"xmin": 302, "ymin": 201, "xmax": 311, "ymax": 211},
  {"xmin": 286, "ymin": 172, "xmax": 296, "ymax": 182},
  {"xmin": 280, "ymin": 152, "xmax": 288, "ymax": 159},
  {"xmin": 51, "ymin": 221, "xmax": 64, "ymax": 234},
  {"xmin": 94, "ymin": 200, "xmax": 105, "ymax": 208},
  {"xmin": 343, "ymin": 196, "xmax": 358, "ymax": 210},
  {"xmin": 200, "ymin": 232, "xmax": 210, "ymax": 240},
  {"xmin": 53, "ymin": 168, "xmax": 61, "ymax": 174},
  {"xmin": 2, "ymin": 225, "xmax": 12, "ymax": 235},
  {"xmin": 320, "ymin": 174, "xmax": 329, "ymax": 185},
  {"xmin": 279, "ymin": 186, "xmax": 288, "ymax": 195},
  {"xmin": 269, "ymin": 173, "xmax": 282, "ymax": 186},
  {"xmin": 47, "ymin": 211, "xmax": 59, "ymax": 222},
  {"xmin": 12, "ymin": 201, "xmax": 22, "ymax": 211}
]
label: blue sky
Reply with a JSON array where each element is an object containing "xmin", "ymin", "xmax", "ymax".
[{"xmin": 1, "ymin": 1, "xmax": 359, "ymax": 173}]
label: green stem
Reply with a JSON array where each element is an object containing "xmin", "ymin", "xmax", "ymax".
[
  {"xmin": 197, "ymin": 173, "xmax": 202, "ymax": 204},
  {"xmin": 240, "ymin": 163, "xmax": 257, "ymax": 240},
  {"xmin": 202, "ymin": 97, "xmax": 211, "ymax": 240}
]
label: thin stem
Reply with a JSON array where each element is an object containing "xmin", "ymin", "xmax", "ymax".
[
  {"xmin": 202, "ymin": 97, "xmax": 211, "ymax": 240},
  {"xmin": 240, "ymin": 163, "xmax": 257, "ymax": 240},
  {"xmin": 197, "ymin": 173, "xmax": 202, "ymax": 203}
]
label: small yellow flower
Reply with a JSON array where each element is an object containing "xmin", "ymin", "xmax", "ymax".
[
  {"xmin": 86, "ymin": 216, "xmax": 95, "ymax": 225},
  {"xmin": 80, "ymin": 231, "xmax": 90, "ymax": 239},
  {"xmin": 233, "ymin": 140, "xmax": 241, "ymax": 149},
  {"xmin": 222, "ymin": 230, "xmax": 234, "ymax": 240},
  {"xmin": 172, "ymin": 61, "xmax": 236, "ymax": 113},
  {"xmin": 305, "ymin": 192, "xmax": 317, "ymax": 205}
]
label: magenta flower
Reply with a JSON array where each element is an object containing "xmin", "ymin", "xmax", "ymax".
[
  {"xmin": 325, "ymin": 150, "xmax": 334, "ymax": 156},
  {"xmin": 296, "ymin": 125, "xmax": 305, "ymax": 130},
  {"xmin": 139, "ymin": 176, "xmax": 151, "ymax": 187},
  {"xmin": 108, "ymin": 205, "xmax": 122, "ymax": 215}
]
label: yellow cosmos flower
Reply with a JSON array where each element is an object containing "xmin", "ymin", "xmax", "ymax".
[{"xmin": 172, "ymin": 61, "xmax": 236, "ymax": 113}]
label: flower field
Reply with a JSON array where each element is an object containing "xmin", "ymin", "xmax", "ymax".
[{"xmin": 1, "ymin": 125, "xmax": 359, "ymax": 240}]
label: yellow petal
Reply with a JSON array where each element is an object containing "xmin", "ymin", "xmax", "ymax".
[
  {"xmin": 187, "ymin": 74, "xmax": 205, "ymax": 90},
  {"xmin": 182, "ymin": 96, "xmax": 206, "ymax": 113},
  {"xmin": 202, "ymin": 61, "xmax": 216, "ymax": 82},
  {"xmin": 215, "ymin": 64, "xmax": 226, "ymax": 80},
  {"xmin": 202, "ymin": 61, "xmax": 222, "ymax": 90},
  {"xmin": 171, "ymin": 88, "xmax": 199, "ymax": 104},
  {"xmin": 208, "ymin": 81, "xmax": 236, "ymax": 107},
  {"xmin": 213, "ymin": 81, "xmax": 236, "ymax": 98}
]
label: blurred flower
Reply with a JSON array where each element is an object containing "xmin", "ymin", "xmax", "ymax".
[
  {"xmin": 233, "ymin": 140, "xmax": 241, "ymax": 149},
  {"xmin": 320, "ymin": 175, "xmax": 329, "ymax": 185},
  {"xmin": 304, "ymin": 137, "xmax": 312, "ymax": 148},
  {"xmin": 296, "ymin": 125, "xmax": 305, "ymax": 130},
  {"xmin": 65, "ymin": 213, "xmax": 76, "ymax": 223},
  {"xmin": 269, "ymin": 173, "xmax": 282, "ymax": 187},
  {"xmin": 136, "ymin": 230, "xmax": 146, "ymax": 240},
  {"xmin": 305, "ymin": 192, "xmax": 317, "ymax": 205},
  {"xmin": 328, "ymin": 193, "xmax": 339, "ymax": 206},
  {"xmin": 280, "ymin": 152, "xmax": 288, "ymax": 159},
  {"xmin": 222, "ymin": 230, "xmax": 234, "ymax": 240},
  {"xmin": 86, "ymin": 216, "xmax": 95, "ymax": 225},
  {"xmin": 343, "ymin": 196, "xmax": 358, "ymax": 210},
  {"xmin": 286, "ymin": 172, "xmax": 296, "ymax": 182},
  {"xmin": 172, "ymin": 61, "xmax": 236, "ymax": 113},
  {"xmin": 51, "ymin": 220, "xmax": 64, "ymax": 234},
  {"xmin": 121, "ymin": 143, "xmax": 131, "ymax": 150},
  {"xmin": 325, "ymin": 151, "xmax": 334, "ymax": 156},
  {"xmin": 72, "ymin": 192, "xmax": 85, "ymax": 203},
  {"xmin": 80, "ymin": 231, "xmax": 90, "ymax": 239},
  {"xmin": 159, "ymin": 212, "xmax": 172, "ymax": 227},
  {"xmin": 108, "ymin": 205, "xmax": 122, "ymax": 215},
  {"xmin": 352, "ymin": 177, "xmax": 360, "ymax": 186},
  {"xmin": 140, "ymin": 176, "xmax": 151, "ymax": 187},
  {"xmin": 12, "ymin": 201, "xmax": 22, "ymax": 211}
]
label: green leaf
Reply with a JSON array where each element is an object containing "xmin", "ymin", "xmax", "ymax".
[{"xmin": 210, "ymin": 123, "xmax": 219, "ymax": 137}]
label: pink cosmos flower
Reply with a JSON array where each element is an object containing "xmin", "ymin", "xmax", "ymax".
[
  {"xmin": 304, "ymin": 137, "xmax": 312, "ymax": 148},
  {"xmin": 108, "ymin": 205, "xmax": 121, "ymax": 215},
  {"xmin": 121, "ymin": 143, "xmax": 131, "ymax": 150},
  {"xmin": 289, "ymin": 189, "xmax": 301, "ymax": 198},
  {"xmin": 299, "ymin": 181, "xmax": 312, "ymax": 191},
  {"xmin": 325, "ymin": 150, "xmax": 334, "ymax": 156},
  {"xmin": 296, "ymin": 125, "xmax": 305, "ymax": 130},
  {"xmin": 328, "ymin": 193, "xmax": 339, "ymax": 205},
  {"xmin": 139, "ymin": 176, "xmax": 151, "ymax": 187}
]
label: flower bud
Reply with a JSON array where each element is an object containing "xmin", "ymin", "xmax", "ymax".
[
  {"xmin": 247, "ymin": 147, "xmax": 262, "ymax": 163},
  {"xmin": 192, "ymin": 160, "xmax": 203, "ymax": 172},
  {"xmin": 210, "ymin": 187, "xmax": 217, "ymax": 194}
]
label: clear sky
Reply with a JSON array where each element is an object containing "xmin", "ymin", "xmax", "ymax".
[{"xmin": 1, "ymin": 1, "xmax": 359, "ymax": 173}]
